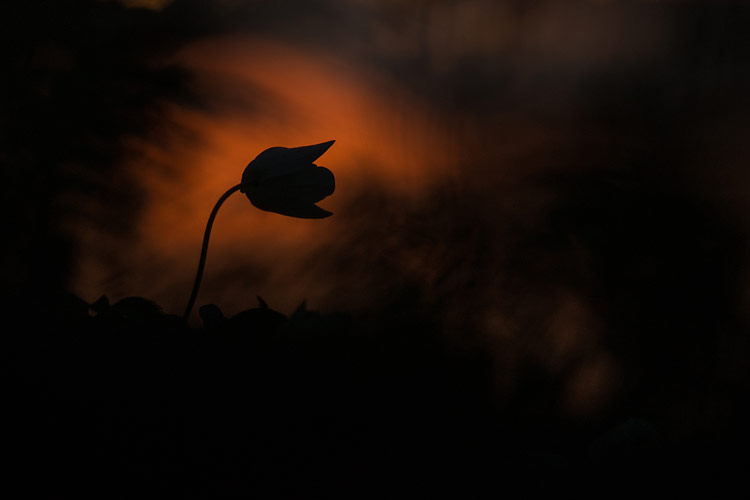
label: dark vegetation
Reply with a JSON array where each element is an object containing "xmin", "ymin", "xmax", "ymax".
[{"xmin": 8, "ymin": 258, "xmax": 748, "ymax": 497}]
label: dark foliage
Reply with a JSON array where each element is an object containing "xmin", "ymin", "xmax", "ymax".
[{"xmin": 7, "ymin": 291, "xmax": 745, "ymax": 497}]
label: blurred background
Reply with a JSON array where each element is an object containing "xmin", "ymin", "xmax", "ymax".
[{"xmin": 3, "ymin": 0, "xmax": 749, "ymax": 437}]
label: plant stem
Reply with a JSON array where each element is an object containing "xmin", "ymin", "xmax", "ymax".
[{"xmin": 183, "ymin": 183, "xmax": 245, "ymax": 321}]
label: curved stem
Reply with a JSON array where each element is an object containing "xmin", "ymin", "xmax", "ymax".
[{"xmin": 183, "ymin": 183, "xmax": 245, "ymax": 321}]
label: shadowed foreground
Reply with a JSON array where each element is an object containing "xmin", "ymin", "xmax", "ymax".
[{"xmin": 7, "ymin": 292, "xmax": 747, "ymax": 497}]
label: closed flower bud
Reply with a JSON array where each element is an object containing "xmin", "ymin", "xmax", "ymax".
[{"xmin": 240, "ymin": 140, "xmax": 336, "ymax": 218}]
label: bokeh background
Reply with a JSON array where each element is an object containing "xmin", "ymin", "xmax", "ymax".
[{"xmin": 3, "ymin": 0, "xmax": 749, "ymax": 440}]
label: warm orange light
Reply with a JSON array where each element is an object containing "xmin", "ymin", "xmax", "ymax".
[{"xmin": 71, "ymin": 35, "xmax": 460, "ymax": 317}]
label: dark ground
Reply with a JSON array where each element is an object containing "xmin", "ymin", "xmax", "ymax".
[{"xmin": 7, "ymin": 281, "xmax": 749, "ymax": 496}]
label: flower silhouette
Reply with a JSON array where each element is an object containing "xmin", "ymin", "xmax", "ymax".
[
  {"xmin": 183, "ymin": 140, "xmax": 337, "ymax": 320},
  {"xmin": 240, "ymin": 140, "xmax": 336, "ymax": 219}
]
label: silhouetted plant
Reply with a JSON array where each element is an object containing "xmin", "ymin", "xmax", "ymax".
[{"xmin": 183, "ymin": 140, "xmax": 336, "ymax": 320}]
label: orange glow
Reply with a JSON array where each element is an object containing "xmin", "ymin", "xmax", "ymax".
[{"xmin": 71, "ymin": 36, "xmax": 460, "ymax": 317}]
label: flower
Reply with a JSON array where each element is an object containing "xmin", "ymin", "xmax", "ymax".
[
  {"xmin": 182, "ymin": 140, "xmax": 337, "ymax": 320},
  {"xmin": 240, "ymin": 140, "xmax": 336, "ymax": 219}
]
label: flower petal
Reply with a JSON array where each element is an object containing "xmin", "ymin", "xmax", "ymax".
[
  {"xmin": 241, "ymin": 140, "xmax": 335, "ymax": 185},
  {"xmin": 245, "ymin": 165, "xmax": 335, "ymax": 218},
  {"xmin": 287, "ymin": 140, "xmax": 335, "ymax": 165},
  {"xmin": 263, "ymin": 203, "xmax": 333, "ymax": 219}
]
